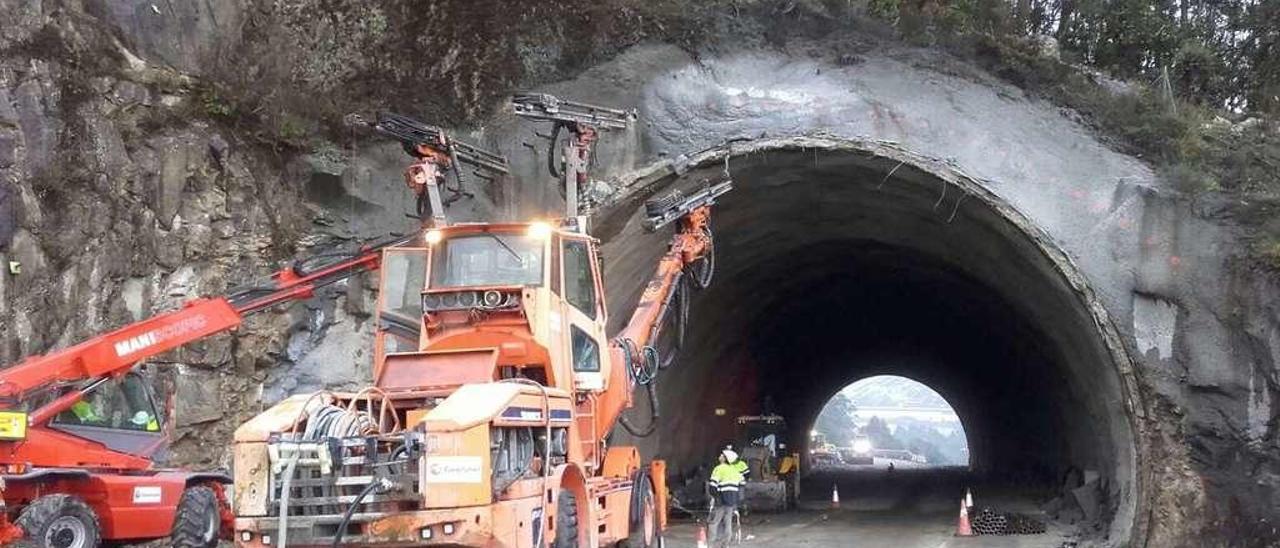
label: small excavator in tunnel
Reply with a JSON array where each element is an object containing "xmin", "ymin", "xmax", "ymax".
[
  {"xmin": 0, "ymin": 232, "xmax": 416, "ymax": 546},
  {"xmin": 733, "ymin": 415, "xmax": 799, "ymax": 513},
  {"xmin": 230, "ymin": 94, "xmax": 732, "ymax": 547}
]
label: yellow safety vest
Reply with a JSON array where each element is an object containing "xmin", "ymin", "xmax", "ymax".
[
  {"xmin": 710, "ymin": 463, "xmax": 745, "ymax": 491},
  {"xmin": 71, "ymin": 401, "xmax": 98, "ymax": 422}
]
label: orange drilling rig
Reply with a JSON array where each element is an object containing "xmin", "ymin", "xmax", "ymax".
[
  {"xmin": 0, "ymin": 232, "xmax": 417, "ymax": 547},
  {"xmin": 230, "ymin": 95, "xmax": 730, "ymax": 547}
]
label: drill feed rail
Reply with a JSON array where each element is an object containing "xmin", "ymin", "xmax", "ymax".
[
  {"xmin": 511, "ymin": 93, "xmax": 635, "ymax": 129},
  {"xmin": 371, "ymin": 113, "xmax": 509, "ymax": 175},
  {"xmin": 644, "ymin": 181, "xmax": 734, "ymax": 231}
]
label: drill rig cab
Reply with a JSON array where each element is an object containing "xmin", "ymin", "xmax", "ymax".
[{"xmin": 233, "ymin": 217, "xmax": 712, "ymax": 547}]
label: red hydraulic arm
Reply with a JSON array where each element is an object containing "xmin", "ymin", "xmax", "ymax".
[
  {"xmin": 593, "ymin": 181, "xmax": 733, "ymax": 443},
  {"xmin": 0, "ymin": 234, "xmax": 414, "ymax": 426}
]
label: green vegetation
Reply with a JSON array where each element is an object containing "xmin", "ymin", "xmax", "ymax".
[
  {"xmin": 198, "ymin": 86, "xmax": 234, "ymax": 119},
  {"xmin": 814, "ymin": 392, "xmax": 860, "ymax": 446}
]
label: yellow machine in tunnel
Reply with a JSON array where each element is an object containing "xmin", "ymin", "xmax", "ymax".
[{"xmin": 735, "ymin": 415, "xmax": 799, "ymax": 512}]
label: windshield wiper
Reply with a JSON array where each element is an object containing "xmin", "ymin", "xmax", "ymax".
[{"xmin": 483, "ymin": 232, "xmax": 524, "ymax": 266}]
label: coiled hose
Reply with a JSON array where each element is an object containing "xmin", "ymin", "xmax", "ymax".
[{"xmin": 278, "ymin": 399, "xmax": 378, "ymax": 547}]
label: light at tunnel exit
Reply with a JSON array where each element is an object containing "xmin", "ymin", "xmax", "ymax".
[{"xmin": 812, "ymin": 375, "xmax": 970, "ymax": 469}]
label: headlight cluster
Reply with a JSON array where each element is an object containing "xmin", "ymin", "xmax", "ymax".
[{"xmin": 423, "ymin": 290, "xmax": 519, "ymax": 312}]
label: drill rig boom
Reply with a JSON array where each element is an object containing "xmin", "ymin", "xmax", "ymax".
[
  {"xmin": 511, "ymin": 93, "xmax": 634, "ymax": 130},
  {"xmin": 350, "ymin": 113, "xmax": 510, "ymax": 227},
  {"xmin": 512, "ymin": 92, "xmax": 636, "ymax": 221}
]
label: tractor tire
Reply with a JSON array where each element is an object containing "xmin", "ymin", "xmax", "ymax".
[
  {"xmin": 551, "ymin": 489, "xmax": 579, "ymax": 548},
  {"xmin": 170, "ymin": 486, "xmax": 221, "ymax": 548},
  {"xmin": 16, "ymin": 494, "xmax": 101, "ymax": 548},
  {"xmin": 621, "ymin": 475, "xmax": 660, "ymax": 548}
]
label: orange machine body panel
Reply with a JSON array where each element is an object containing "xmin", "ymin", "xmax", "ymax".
[{"xmin": 232, "ymin": 171, "xmax": 725, "ymax": 546}]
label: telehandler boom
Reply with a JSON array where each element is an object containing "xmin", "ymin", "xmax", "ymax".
[{"xmin": 0, "ymin": 234, "xmax": 412, "ymax": 547}]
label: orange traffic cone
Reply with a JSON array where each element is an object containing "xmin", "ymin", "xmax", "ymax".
[
  {"xmin": 956, "ymin": 498, "xmax": 973, "ymax": 536},
  {"xmin": 697, "ymin": 524, "xmax": 708, "ymax": 548},
  {"xmin": 831, "ymin": 483, "xmax": 840, "ymax": 509}
]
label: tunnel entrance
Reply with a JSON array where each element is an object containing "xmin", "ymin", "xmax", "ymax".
[
  {"xmin": 812, "ymin": 375, "xmax": 970, "ymax": 470},
  {"xmin": 601, "ymin": 137, "xmax": 1146, "ymax": 543}
]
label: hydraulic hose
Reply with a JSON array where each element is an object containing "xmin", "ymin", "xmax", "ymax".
[
  {"xmin": 618, "ymin": 338, "xmax": 658, "ymax": 386},
  {"xmin": 276, "ymin": 454, "xmax": 300, "ymax": 548},
  {"xmin": 276, "ymin": 396, "xmax": 378, "ymax": 547},
  {"xmin": 499, "ymin": 379, "xmax": 553, "ymax": 532},
  {"xmin": 331, "ymin": 479, "xmax": 387, "ymax": 548},
  {"xmin": 547, "ymin": 122, "xmax": 563, "ymax": 179},
  {"xmin": 688, "ymin": 227, "xmax": 715, "ymax": 289},
  {"xmin": 618, "ymin": 381, "xmax": 660, "ymax": 437}
]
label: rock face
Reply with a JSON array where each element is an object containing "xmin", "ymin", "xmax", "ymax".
[{"xmin": 0, "ymin": 2, "xmax": 1275, "ymax": 547}]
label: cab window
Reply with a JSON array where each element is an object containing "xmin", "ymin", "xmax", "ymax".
[
  {"xmin": 563, "ymin": 240, "xmax": 597, "ymax": 319},
  {"xmin": 54, "ymin": 375, "xmax": 161, "ymax": 432},
  {"xmin": 381, "ymin": 248, "xmax": 427, "ymax": 320},
  {"xmin": 431, "ymin": 233, "xmax": 544, "ymax": 288},
  {"xmin": 571, "ymin": 326, "xmax": 600, "ymax": 372}
]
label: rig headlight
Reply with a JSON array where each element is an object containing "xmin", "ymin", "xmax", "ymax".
[{"xmin": 526, "ymin": 221, "xmax": 552, "ymax": 239}]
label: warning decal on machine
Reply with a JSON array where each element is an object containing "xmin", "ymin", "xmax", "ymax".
[
  {"xmin": 132, "ymin": 486, "xmax": 162, "ymax": 504},
  {"xmin": 425, "ymin": 456, "xmax": 483, "ymax": 483}
]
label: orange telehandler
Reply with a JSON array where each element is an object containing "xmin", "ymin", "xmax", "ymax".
[
  {"xmin": 0, "ymin": 231, "xmax": 418, "ymax": 547},
  {"xmin": 230, "ymin": 95, "xmax": 731, "ymax": 547}
]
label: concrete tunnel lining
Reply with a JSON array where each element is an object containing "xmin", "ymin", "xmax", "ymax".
[{"xmin": 595, "ymin": 137, "xmax": 1147, "ymax": 544}]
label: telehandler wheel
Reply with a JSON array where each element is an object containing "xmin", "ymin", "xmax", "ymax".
[
  {"xmin": 171, "ymin": 485, "xmax": 221, "ymax": 548},
  {"xmin": 551, "ymin": 489, "xmax": 579, "ymax": 548},
  {"xmin": 16, "ymin": 494, "xmax": 101, "ymax": 548},
  {"xmin": 621, "ymin": 475, "xmax": 660, "ymax": 548}
]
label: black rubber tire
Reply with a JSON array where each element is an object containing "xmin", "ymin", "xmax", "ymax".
[
  {"xmin": 170, "ymin": 485, "xmax": 221, "ymax": 548},
  {"xmin": 620, "ymin": 475, "xmax": 660, "ymax": 548},
  {"xmin": 552, "ymin": 489, "xmax": 580, "ymax": 548},
  {"xmin": 16, "ymin": 494, "xmax": 101, "ymax": 548}
]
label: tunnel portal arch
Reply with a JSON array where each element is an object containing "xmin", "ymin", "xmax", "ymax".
[{"xmin": 597, "ymin": 136, "xmax": 1148, "ymax": 545}]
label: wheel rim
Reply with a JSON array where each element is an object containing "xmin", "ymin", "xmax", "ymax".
[
  {"xmin": 203, "ymin": 505, "xmax": 219, "ymax": 542},
  {"xmin": 642, "ymin": 491, "xmax": 656, "ymax": 546},
  {"xmin": 45, "ymin": 516, "xmax": 87, "ymax": 548}
]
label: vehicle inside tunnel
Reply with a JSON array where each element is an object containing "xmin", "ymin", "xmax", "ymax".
[{"xmin": 600, "ymin": 140, "xmax": 1143, "ymax": 541}]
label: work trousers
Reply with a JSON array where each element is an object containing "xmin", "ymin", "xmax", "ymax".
[{"xmin": 709, "ymin": 503, "xmax": 738, "ymax": 547}]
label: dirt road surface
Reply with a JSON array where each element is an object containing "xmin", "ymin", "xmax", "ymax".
[{"xmin": 663, "ymin": 467, "xmax": 1077, "ymax": 548}]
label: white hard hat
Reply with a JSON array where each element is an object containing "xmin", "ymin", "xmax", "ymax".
[{"xmin": 722, "ymin": 449, "xmax": 738, "ymax": 462}]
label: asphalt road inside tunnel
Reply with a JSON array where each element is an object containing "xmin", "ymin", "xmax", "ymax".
[{"xmin": 663, "ymin": 467, "xmax": 1073, "ymax": 548}]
